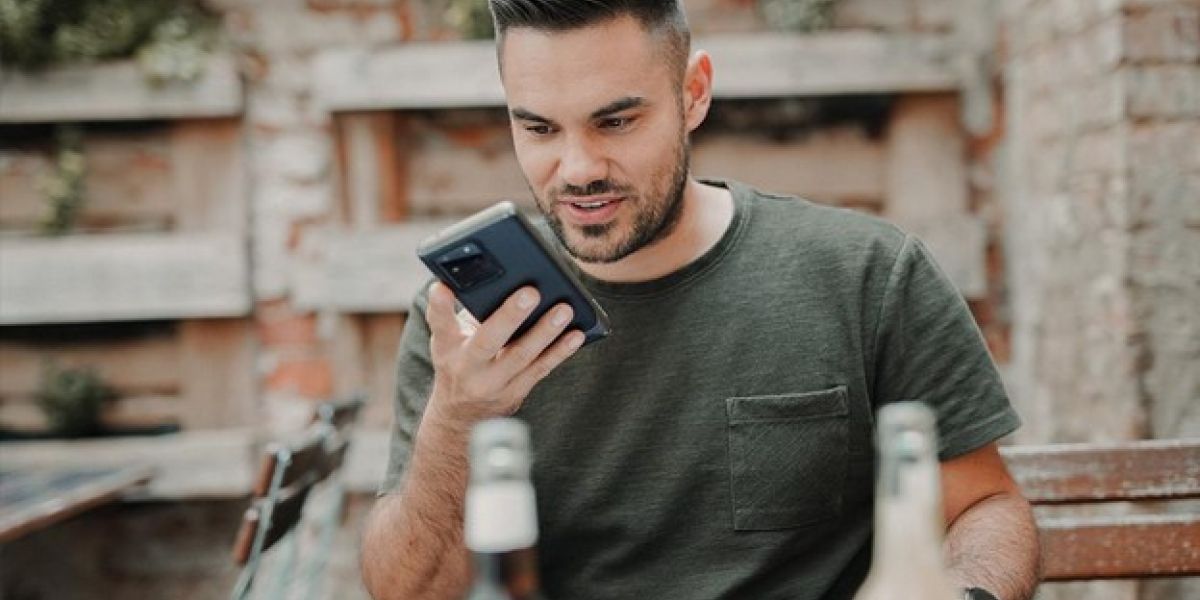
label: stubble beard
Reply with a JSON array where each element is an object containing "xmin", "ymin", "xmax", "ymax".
[{"xmin": 538, "ymin": 138, "xmax": 690, "ymax": 264}]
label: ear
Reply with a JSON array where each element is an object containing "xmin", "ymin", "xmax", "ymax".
[{"xmin": 682, "ymin": 50, "xmax": 714, "ymax": 133}]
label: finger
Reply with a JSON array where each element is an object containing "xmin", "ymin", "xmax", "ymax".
[
  {"xmin": 464, "ymin": 287, "xmax": 540, "ymax": 362},
  {"xmin": 425, "ymin": 282, "xmax": 466, "ymax": 345},
  {"xmin": 505, "ymin": 330, "xmax": 586, "ymax": 400},
  {"xmin": 491, "ymin": 303, "xmax": 574, "ymax": 382},
  {"xmin": 455, "ymin": 308, "xmax": 480, "ymax": 337}
]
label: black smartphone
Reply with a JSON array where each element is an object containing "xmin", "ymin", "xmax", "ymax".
[{"xmin": 417, "ymin": 201, "xmax": 611, "ymax": 346}]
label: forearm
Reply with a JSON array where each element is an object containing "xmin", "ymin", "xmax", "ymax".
[
  {"xmin": 361, "ymin": 406, "xmax": 473, "ymax": 600},
  {"xmin": 943, "ymin": 491, "xmax": 1041, "ymax": 600}
]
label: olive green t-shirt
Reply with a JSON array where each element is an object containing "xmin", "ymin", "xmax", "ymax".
[{"xmin": 384, "ymin": 180, "xmax": 1020, "ymax": 599}]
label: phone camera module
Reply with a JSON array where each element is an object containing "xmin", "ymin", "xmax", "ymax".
[{"xmin": 437, "ymin": 242, "xmax": 503, "ymax": 290}]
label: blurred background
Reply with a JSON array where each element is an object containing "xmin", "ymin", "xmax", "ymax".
[{"xmin": 0, "ymin": 0, "xmax": 1196, "ymax": 598}]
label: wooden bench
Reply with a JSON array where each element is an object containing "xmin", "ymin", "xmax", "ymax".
[{"xmin": 1001, "ymin": 438, "xmax": 1200, "ymax": 581}]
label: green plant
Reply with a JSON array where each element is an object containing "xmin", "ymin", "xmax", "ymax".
[
  {"xmin": 39, "ymin": 124, "xmax": 87, "ymax": 236},
  {"xmin": 0, "ymin": 0, "xmax": 218, "ymax": 81},
  {"xmin": 36, "ymin": 363, "xmax": 116, "ymax": 437},
  {"xmin": 758, "ymin": 0, "xmax": 839, "ymax": 33},
  {"xmin": 444, "ymin": 0, "xmax": 494, "ymax": 40}
]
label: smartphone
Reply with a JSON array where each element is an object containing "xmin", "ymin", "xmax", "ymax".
[{"xmin": 417, "ymin": 201, "xmax": 611, "ymax": 346}]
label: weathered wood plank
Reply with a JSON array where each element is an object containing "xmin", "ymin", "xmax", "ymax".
[
  {"xmin": 179, "ymin": 319, "xmax": 256, "ymax": 430},
  {"xmin": 406, "ymin": 117, "xmax": 531, "ymax": 216},
  {"xmin": 292, "ymin": 221, "xmax": 453, "ymax": 313},
  {"xmin": 0, "ymin": 394, "xmax": 181, "ymax": 432},
  {"xmin": 0, "ymin": 54, "xmax": 242, "ymax": 123},
  {"xmin": 363, "ymin": 314, "xmax": 407, "ymax": 429},
  {"xmin": 884, "ymin": 94, "xmax": 985, "ymax": 298},
  {"xmin": 0, "ymin": 334, "xmax": 180, "ymax": 397},
  {"xmin": 0, "ymin": 430, "xmax": 257, "ymax": 498},
  {"xmin": 0, "ymin": 233, "xmax": 252, "ymax": 324},
  {"xmin": 1039, "ymin": 514, "xmax": 1200, "ymax": 580},
  {"xmin": 314, "ymin": 33, "xmax": 957, "ymax": 111},
  {"xmin": 0, "ymin": 132, "xmax": 176, "ymax": 231},
  {"xmin": 171, "ymin": 119, "xmax": 247, "ymax": 233},
  {"xmin": 1002, "ymin": 439, "xmax": 1200, "ymax": 504},
  {"xmin": 336, "ymin": 112, "xmax": 410, "ymax": 227},
  {"xmin": 692, "ymin": 127, "xmax": 885, "ymax": 205}
]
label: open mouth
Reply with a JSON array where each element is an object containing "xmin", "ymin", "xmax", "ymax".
[{"xmin": 558, "ymin": 196, "xmax": 624, "ymax": 225}]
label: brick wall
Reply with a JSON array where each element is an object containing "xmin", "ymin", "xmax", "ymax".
[{"xmin": 1003, "ymin": 0, "xmax": 1199, "ymax": 598}]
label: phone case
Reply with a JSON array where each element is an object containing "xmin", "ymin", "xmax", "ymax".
[{"xmin": 417, "ymin": 201, "xmax": 612, "ymax": 345}]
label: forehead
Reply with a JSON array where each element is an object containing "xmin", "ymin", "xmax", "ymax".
[{"xmin": 498, "ymin": 15, "xmax": 675, "ymax": 116}]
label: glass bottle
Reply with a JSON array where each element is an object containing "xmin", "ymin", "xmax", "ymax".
[
  {"xmin": 852, "ymin": 402, "xmax": 961, "ymax": 600},
  {"xmin": 463, "ymin": 418, "xmax": 545, "ymax": 600}
]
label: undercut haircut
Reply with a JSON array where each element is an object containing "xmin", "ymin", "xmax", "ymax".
[{"xmin": 489, "ymin": 0, "xmax": 691, "ymax": 87}]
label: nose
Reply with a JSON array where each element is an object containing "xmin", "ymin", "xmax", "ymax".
[{"xmin": 558, "ymin": 134, "xmax": 607, "ymax": 189}]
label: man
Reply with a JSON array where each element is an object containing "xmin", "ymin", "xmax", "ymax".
[{"xmin": 361, "ymin": 1, "xmax": 1040, "ymax": 599}]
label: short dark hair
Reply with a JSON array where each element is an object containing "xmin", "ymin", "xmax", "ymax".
[{"xmin": 489, "ymin": 0, "xmax": 691, "ymax": 85}]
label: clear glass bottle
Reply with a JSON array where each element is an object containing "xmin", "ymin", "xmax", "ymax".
[
  {"xmin": 852, "ymin": 402, "xmax": 961, "ymax": 600},
  {"xmin": 463, "ymin": 418, "xmax": 546, "ymax": 600}
]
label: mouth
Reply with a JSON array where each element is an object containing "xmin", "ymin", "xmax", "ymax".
[{"xmin": 556, "ymin": 196, "xmax": 624, "ymax": 225}]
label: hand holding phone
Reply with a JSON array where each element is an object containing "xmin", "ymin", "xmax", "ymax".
[
  {"xmin": 417, "ymin": 201, "xmax": 611, "ymax": 346},
  {"xmin": 417, "ymin": 202, "xmax": 609, "ymax": 418}
]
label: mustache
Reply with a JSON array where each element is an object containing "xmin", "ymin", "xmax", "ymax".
[{"xmin": 554, "ymin": 179, "xmax": 632, "ymax": 198}]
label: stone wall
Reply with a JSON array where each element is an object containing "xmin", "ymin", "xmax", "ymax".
[{"xmin": 1003, "ymin": 0, "xmax": 1199, "ymax": 598}]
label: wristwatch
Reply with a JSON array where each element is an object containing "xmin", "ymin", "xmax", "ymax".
[{"xmin": 963, "ymin": 587, "xmax": 1000, "ymax": 600}]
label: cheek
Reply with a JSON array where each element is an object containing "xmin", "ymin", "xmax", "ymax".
[{"xmin": 513, "ymin": 140, "xmax": 555, "ymax": 188}]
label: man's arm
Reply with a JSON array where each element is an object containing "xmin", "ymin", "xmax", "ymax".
[
  {"xmin": 941, "ymin": 443, "xmax": 1041, "ymax": 600},
  {"xmin": 361, "ymin": 283, "xmax": 584, "ymax": 599}
]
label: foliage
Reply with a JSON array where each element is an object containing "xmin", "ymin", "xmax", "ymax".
[
  {"xmin": 39, "ymin": 125, "xmax": 87, "ymax": 236},
  {"xmin": 36, "ymin": 363, "xmax": 116, "ymax": 437},
  {"xmin": 0, "ymin": 0, "xmax": 218, "ymax": 82},
  {"xmin": 758, "ymin": 0, "xmax": 839, "ymax": 33},
  {"xmin": 444, "ymin": 0, "xmax": 494, "ymax": 40}
]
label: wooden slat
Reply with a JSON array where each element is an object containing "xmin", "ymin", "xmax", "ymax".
[
  {"xmin": 405, "ymin": 117, "xmax": 531, "ymax": 216},
  {"xmin": 0, "ymin": 54, "xmax": 242, "ymax": 123},
  {"xmin": 171, "ymin": 119, "xmax": 247, "ymax": 234},
  {"xmin": 692, "ymin": 127, "xmax": 885, "ymax": 205},
  {"xmin": 884, "ymin": 94, "xmax": 986, "ymax": 299},
  {"xmin": 0, "ymin": 395, "xmax": 180, "ymax": 431},
  {"xmin": 0, "ymin": 430, "xmax": 257, "ymax": 499},
  {"xmin": 1002, "ymin": 439, "xmax": 1200, "ymax": 504},
  {"xmin": 0, "ymin": 334, "xmax": 180, "ymax": 397},
  {"xmin": 335, "ymin": 112, "xmax": 409, "ymax": 227},
  {"xmin": 179, "ymin": 319, "xmax": 256, "ymax": 430},
  {"xmin": 292, "ymin": 221, "xmax": 453, "ymax": 313},
  {"xmin": 1039, "ymin": 514, "xmax": 1200, "ymax": 580},
  {"xmin": 313, "ymin": 33, "xmax": 957, "ymax": 111},
  {"xmin": 0, "ymin": 133, "xmax": 176, "ymax": 231},
  {"xmin": 0, "ymin": 232, "xmax": 252, "ymax": 324}
]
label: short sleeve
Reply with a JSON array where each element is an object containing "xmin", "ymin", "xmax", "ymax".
[
  {"xmin": 379, "ymin": 283, "xmax": 436, "ymax": 494},
  {"xmin": 871, "ymin": 235, "xmax": 1021, "ymax": 459}
]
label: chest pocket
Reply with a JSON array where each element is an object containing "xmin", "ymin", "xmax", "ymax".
[{"xmin": 725, "ymin": 386, "xmax": 850, "ymax": 531}]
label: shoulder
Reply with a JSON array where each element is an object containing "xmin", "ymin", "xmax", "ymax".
[{"xmin": 729, "ymin": 180, "xmax": 909, "ymax": 270}]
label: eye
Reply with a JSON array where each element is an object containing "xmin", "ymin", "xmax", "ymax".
[
  {"xmin": 524, "ymin": 124, "xmax": 552, "ymax": 136},
  {"xmin": 599, "ymin": 116, "xmax": 634, "ymax": 130}
]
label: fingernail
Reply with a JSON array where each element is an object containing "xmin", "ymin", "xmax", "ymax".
[
  {"xmin": 517, "ymin": 289, "xmax": 536, "ymax": 309},
  {"xmin": 569, "ymin": 332, "xmax": 585, "ymax": 349},
  {"xmin": 553, "ymin": 306, "xmax": 572, "ymax": 326}
]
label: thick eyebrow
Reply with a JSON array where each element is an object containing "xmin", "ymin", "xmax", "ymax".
[
  {"xmin": 590, "ymin": 96, "xmax": 646, "ymax": 119},
  {"xmin": 510, "ymin": 107, "xmax": 553, "ymax": 124},
  {"xmin": 509, "ymin": 96, "xmax": 647, "ymax": 125}
]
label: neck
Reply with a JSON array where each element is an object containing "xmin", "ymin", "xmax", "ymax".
[{"xmin": 575, "ymin": 177, "xmax": 733, "ymax": 283}]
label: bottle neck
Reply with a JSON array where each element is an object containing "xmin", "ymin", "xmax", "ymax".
[
  {"xmin": 470, "ymin": 548, "xmax": 542, "ymax": 600},
  {"xmin": 859, "ymin": 429, "xmax": 960, "ymax": 599}
]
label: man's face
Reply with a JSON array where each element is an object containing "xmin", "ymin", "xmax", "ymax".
[{"xmin": 499, "ymin": 16, "xmax": 689, "ymax": 263}]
